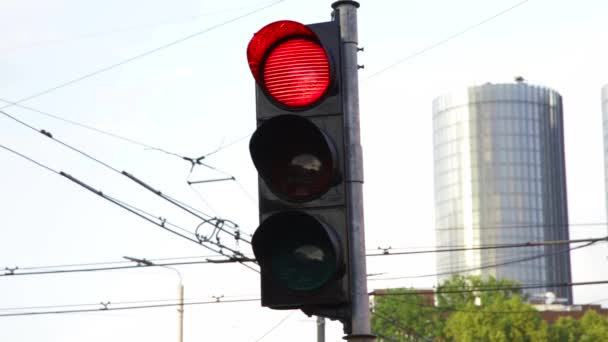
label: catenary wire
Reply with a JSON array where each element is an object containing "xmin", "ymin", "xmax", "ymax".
[
  {"xmin": 3, "ymin": 280, "xmax": 607, "ymax": 318},
  {"xmin": 433, "ymin": 221, "xmax": 606, "ymax": 232},
  {"xmin": 366, "ymin": 236, "xmax": 608, "ymax": 256},
  {"xmin": 1, "ymin": 258, "xmax": 255, "ymax": 278},
  {"xmin": 430, "ymin": 239, "xmax": 606, "ymax": 276},
  {"xmin": 369, "ymin": 240, "xmax": 599, "ymax": 280},
  {"xmin": 370, "ymin": 227, "xmax": 608, "ymax": 251},
  {"xmin": 373, "ymin": 310, "xmax": 433, "ymax": 342},
  {"xmin": 0, "ymin": 298, "xmax": 260, "ymax": 318},
  {"xmin": 0, "ymin": 0, "xmax": 288, "ymax": 110},
  {"xmin": 4, "ymin": 237, "xmax": 605, "ymax": 278},
  {"xmin": 253, "ymin": 311, "xmax": 296, "ymax": 342},
  {"xmin": 0, "ymin": 99, "xmax": 183, "ymax": 158},
  {"xmin": 13, "ymin": 254, "xmax": 221, "ymax": 271},
  {"xmin": 0, "ymin": 143, "xmax": 258, "ymax": 273},
  {"xmin": 1, "ymin": 1, "xmax": 282, "ymax": 54},
  {"xmin": 0, "ymin": 108, "xmax": 253, "ymax": 242},
  {"xmin": 365, "ymin": 0, "xmax": 530, "ymax": 80},
  {"xmin": 371, "ymin": 280, "xmax": 608, "ymax": 297}
]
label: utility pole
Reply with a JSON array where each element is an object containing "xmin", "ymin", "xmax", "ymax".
[
  {"xmin": 331, "ymin": 2, "xmax": 374, "ymax": 341},
  {"xmin": 317, "ymin": 316, "xmax": 325, "ymax": 342},
  {"xmin": 124, "ymin": 256, "xmax": 184, "ymax": 342}
]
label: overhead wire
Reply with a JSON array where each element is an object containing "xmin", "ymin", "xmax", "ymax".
[
  {"xmin": 0, "ymin": 0, "xmax": 288, "ymax": 110},
  {"xmin": 433, "ymin": 221, "xmax": 606, "ymax": 232},
  {"xmin": 372, "ymin": 310, "xmax": 434, "ymax": 342},
  {"xmin": 1, "ymin": 258, "xmax": 254, "ymax": 278},
  {"xmin": 371, "ymin": 280, "xmax": 608, "ymax": 297},
  {"xmin": 1, "ymin": 1, "xmax": 284, "ymax": 54},
  {"xmin": 0, "ymin": 108, "xmax": 253, "ymax": 246},
  {"xmin": 2, "ymin": 280, "xmax": 607, "ymax": 318},
  {"xmin": 367, "ymin": 236, "xmax": 608, "ymax": 256},
  {"xmin": 0, "ymin": 143, "xmax": 258, "ymax": 273},
  {"xmin": 0, "ymin": 298, "xmax": 260, "ymax": 318},
  {"xmin": 369, "ymin": 240, "xmax": 601, "ymax": 280},
  {"xmin": 253, "ymin": 311, "xmax": 296, "ymax": 342},
  {"xmin": 364, "ymin": 0, "xmax": 530, "ymax": 80},
  {"xmin": 0, "ymin": 98, "xmax": 184, "ymax": 158},
  {"xmin": 4, "ymin": 236, "xmax": 605, "ymax": 279}
]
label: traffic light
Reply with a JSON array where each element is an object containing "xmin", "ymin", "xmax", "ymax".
[{"xmin": 247, "ymin": 19, "xmax": 350, "ymax": 322}]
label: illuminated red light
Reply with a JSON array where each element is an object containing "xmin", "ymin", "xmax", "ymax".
[
  {"xmin": 247, "ymin": 20, "xmax": 332, "ymax": 109},
  {"xmin": 263, "ymin": 39, "xmax": 330, "ymax": 107}
]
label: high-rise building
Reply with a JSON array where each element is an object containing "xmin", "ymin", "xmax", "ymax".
[
  {"xmin": 602, "ymin": 84, "xmax": 608, "ymax": 232},
  {"xmin": 432, "ymin": 81, "xmax": 572, "ymax": 303}
]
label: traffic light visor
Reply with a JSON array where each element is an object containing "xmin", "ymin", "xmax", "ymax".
[
  {"xmin": 249, "ymin": 115, "xmax": 338, "ymax": 202},
  {"xmin": 247, "ymin": 20, "xmax": 331, "ymax": 108},
  {"xmin": 252, "ymin": 211, "xmax": 343, "ymax": 291}
]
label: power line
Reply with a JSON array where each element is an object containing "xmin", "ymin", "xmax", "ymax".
[
  {"xmin": 1, "ymin": 1, "xmax": 281, "ymax": 54},
  {"xmin": 0, "ymin": 108, "xmax": 253, "ymax": 244},
  {"xmin": 365, "ymin": 0, "xmax": 530, "ymax": 79},
  {"xmin": 373, "ymin": 310, "xmax": 433, "ymax": 342},
  {"xmin": 371, "ymin": 280, "xmax": 608, "ymax": 297},
  {"xmin": 369, "ymin": 240, "xmax": 599, "ymax": 280},
  {"xmin": 253, "ymin": 311, "xmax": 296, "ymax": 342},
  {"xmin": 0, "ymin": 99, "xmax": 183, "ymax": 157},
  {"xmin": 0, "ymin": 298, "xmax": 260, "ymax": 318},
  {"xmin": 4, "ymin": 237, "xmax": 605, "ymax": 279},
  {"xmin": 0, "ymin": 143, "xmax": 258, "ymax": 273},
  {"xmin": 1, "ymin": 257, "xmax": 255, "ymax": 278},
  {"xmin": 3, "ymin": 254, "xmax": 221, "ymax": 272},
  {"xmin": 368, "ymin": 236, "xmax": 608, "ymax": 256},
  {"xmin": 2, "ymin": 281, "xmax": 607, "ymax": 318},
  {"xmin": 371, "ymin": 226, "xmax": 608, "ymax": 251},
  {"xmin": 433, "ymin": 221, "xmax": 606, "ymax": 232},
  {"xmin": 0, "ymin": 0, "xmax": 287, "ymax": 109}
]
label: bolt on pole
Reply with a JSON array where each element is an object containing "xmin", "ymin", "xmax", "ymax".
[{"xmin": 331, "ymin": 1, "xmax": 375, "ymax": 341}]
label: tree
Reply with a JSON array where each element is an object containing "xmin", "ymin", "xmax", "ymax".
[
  {"xmin": 371, "ymin": 288, "xmax": 439, "ymax": 341},
  {"xmin": 444, "ymin": 294, "xmax": 548, "ymax": 341},
  {"xmin": 371, "ymin": 275, "xmax": 546, "ymax": 341},
  {"xmin": 549, "ymin": 310, "xmax": 608, "ymax": 342}
]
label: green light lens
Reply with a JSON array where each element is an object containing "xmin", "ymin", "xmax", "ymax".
[{"xmin": 271, "ymin": 242, "xmax": 336, "ymax": 291}]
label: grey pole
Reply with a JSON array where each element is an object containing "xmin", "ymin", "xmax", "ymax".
[
  {"xmin": 123, "ymin": 256, "xmax": 184, "ymax": 342},
  {"xmin": 330, "ymin": 2, "xmax": 375, "ymax": 341},
  {"xmin": 178, "ymin": 283, "xmax": 184, "ymax": 342},
  {"xmin": 317, "ymin": 316, "xmax": 325, "ymax": 342}
]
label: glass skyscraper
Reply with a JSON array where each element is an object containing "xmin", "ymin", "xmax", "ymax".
[
  {"xmin": 602, "ymin": 84, "xmax": 608, "ymax": 234},
  {"xmin": 432, "ymin": 82, "xmax": 572, "ymax": 303}
]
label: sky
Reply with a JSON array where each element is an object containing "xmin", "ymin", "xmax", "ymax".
[{"xmin": 1, "ymin": 0, "xmax": 607, "ymax": 341}]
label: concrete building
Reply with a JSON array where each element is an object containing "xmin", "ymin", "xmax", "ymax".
[{"xmin": 432, "ymin": 80, "xmax": 572, "ymax": 302}]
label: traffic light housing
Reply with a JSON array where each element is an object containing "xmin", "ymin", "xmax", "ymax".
[{"xmin": 247, "ymin": 20, "xmax": 350, "ymax": 322}]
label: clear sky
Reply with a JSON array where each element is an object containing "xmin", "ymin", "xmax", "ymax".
[{"xmin": 1, "ymin": 0, "xmax": 607, "ymax": 341}]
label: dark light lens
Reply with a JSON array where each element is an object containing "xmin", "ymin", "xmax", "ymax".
[
  {"xmin": 271, "ymin": 149, "xmax": 332, "ymax": 200},
  {"xmin": 271, "ymin": 242, "xmax": 336, "ymax": 291},
  {"xmin": 263, "ymin": 38, "xmax": 330, "ymax": 108},
  {"xmin": 251, "ymin": 211, "xmax": 344, "ymax": 293},
  {"xmin": 250, "ymin": 115, "xmax": 337, "ymax": 202}
]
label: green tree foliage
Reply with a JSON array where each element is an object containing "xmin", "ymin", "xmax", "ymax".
[
  {"xmin": 372, "ymin": 275, "xmax": 543, "ymax": 341},
  {"xmin": 444, "ymin": 295, "xmax": 548, "ymax": 341},
  {"xmin": 371, "ymin": 288, "xmax": 439, "ymax": 341},
  {"xmin": 549, "ymin": 310, "xmax": 608, "ymax": 342},
  {"xmin": 371, "ymin": 275, "xmax": 608, "ymax": 342}
]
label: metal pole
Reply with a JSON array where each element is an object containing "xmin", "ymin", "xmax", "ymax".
[
  {"xmin": 178, "ymin": 283, "xmax": 184, "ymax": 342},
  {"xmin": 331, "ymin": 2, "xmax": 374, "ymax": 341},
  {"xmin": 317, "ymin": 316, "xmax": 325, "ymax": 342},
  {"xmin": 122, "ymin": 257, "xmax": 185, "ymax": 342}
]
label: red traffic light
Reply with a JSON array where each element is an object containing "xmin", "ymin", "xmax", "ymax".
[{"xmin": 247, "ymin": 20, "xmax": 331, "ymax": 109}]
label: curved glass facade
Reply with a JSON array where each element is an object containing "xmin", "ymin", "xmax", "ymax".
[
  {"xmin": 433, "ymin": 83, "xmax": 572, "ymax": 302},
  {"xmin": 602, "ymin": 85, "xmax": 608, "ymax": 236}
]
